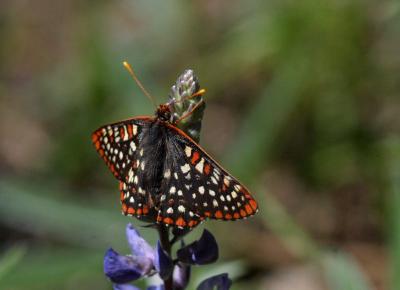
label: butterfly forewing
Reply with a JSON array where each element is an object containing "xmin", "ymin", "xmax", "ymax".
[
  {"xmin": 156, "ymin": 124, "xmax": 258, "ymax": 228},
  {"xmin": 92, "ymin": 117, "xmax": 156, "ymax": 218},
  {"xmin": 92, "ymin": 117, "xmax": 150, "ymax": 180}
]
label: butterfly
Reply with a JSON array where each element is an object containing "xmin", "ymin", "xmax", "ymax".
[{"xmin": 92, "ymin": 69, "xmax": 258, "ymax": 229}]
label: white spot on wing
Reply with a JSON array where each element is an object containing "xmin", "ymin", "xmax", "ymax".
[
  {"xmin": 224, "ymin": 176, "xmax": 230, "ymax": 187},
  {"xmin": 178, "ymin": 205, "xmax": 185, "ymax": 212},
  {"xmin": 123, "ymin": 126, "xmax": 129, "ymax": 141},
  {"xmin": 195, "ymin": 158, "xmax": 205, "ymax": 173},
  {"xmin": 130, "ymin": 141, "xmax": 136, "ymax": 151},
  {"xmin": 181, "ymin": 164, "xmax": 190, "ymax": 174},
  {"xmin": 213, "ymin": 199, "xmax": 218, "ymax": 207},
  {"xmin": 128, "ymin": 168, "xmax": 134, "ymax": 183},
  {"xmin": 164, "ymin": 169, "xmax": 171, "ymax": 178},
  {"xmin": 198, "ymin": 186, "xmax": 205, "ymax": 194},
  {"xmin": 185, "ymin": 146, "xmax": 192, "ymax": 157},
  {"xmin": 169, "ymin": 187, "xmax": 176, "ymax": 194}
]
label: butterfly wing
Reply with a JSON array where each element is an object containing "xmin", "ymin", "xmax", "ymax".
[
  {"xmin": 156, "ymin": 124, "xmax": 258, "ymax": 229},
  {"xmin": 92, "ymin": 117, "xmax": 155, "ymax": 217}
]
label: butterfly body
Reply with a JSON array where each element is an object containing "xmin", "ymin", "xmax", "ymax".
[{"xmin": 92, "ymin": 104, "xmax": 258, "ymax": 229}]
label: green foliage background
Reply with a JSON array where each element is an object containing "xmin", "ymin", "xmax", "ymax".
[{"xmin": 0, "ymin": 1, "xmax": 399, "ymax": 289}]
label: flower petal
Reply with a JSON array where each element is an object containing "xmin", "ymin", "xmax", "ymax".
[
  {"xmin": 126, "ymin": 224, "xmax": 155, "ymax": 261},
  {"xmin": 154, "ymin": 241, "xmax": 173, "ymax": 280},
  {"xmin": 113, "ymin": 283, "xmax": 142, "ymax": 290},
  {"xmin": 177, "ymin": 229, "xmax": 218, "ymax": 265},
  {"xmin": 104, "ymin": 248, "xmax": 153, "ymax": 283},
  {"xmin": 147, "ymin": 285, "xmax": 165, "ymax": 290},
  {"xmin": 197, "ymin": 273, "xmax": 232, "ymax": 290},
  {"xmin": 173, "ymin": 262, "xmax": 191, "ymax": 290}
]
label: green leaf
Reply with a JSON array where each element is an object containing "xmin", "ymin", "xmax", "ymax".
[
  {"xmin": 322, "ymin": 251, "xmax": 374, "ymax": 290},
  {"xmin": 0, "ymin": 245, "xmax": 27, "ymax": 282}
]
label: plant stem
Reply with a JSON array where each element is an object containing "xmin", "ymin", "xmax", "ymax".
[{"xmin": 157, "ymin": 224, "xmax": 173, "ymax": 290}]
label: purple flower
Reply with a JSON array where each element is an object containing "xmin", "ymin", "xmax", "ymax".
[
  {"xmin": 154, "ymin": 241, "xmax": 173, "ymax": 280},
  {"xmin": 105, "ymin": 224, "xmax": 223, "ymax": 290},
  {"xmin": 113, "ymin": 284, "xmax": 141, "ymax": 290},
  {"xmin": 146, "ymin": 285, "xmax": 165, "ymax": 290},
  {"xmin": 104, "ymin": 248, "xmax": 151, "ymax": 283},
  {"xmin": 126, "ymin": 224, "xmax": 155, "ymax": 261},
  {"xmin": 177, "ymin": 230, "xmax": 218, "ymax": 265},
  {"xmin": 173, "ymin": 262, "xmax": 191, "ymax": 290},
  {"xmin": 105, "ymin": 224, "xmax": 173, "ymax": 287},
  {"xmin": 197, "ymin": 273, "xmax": 232, "ymax": 290}
]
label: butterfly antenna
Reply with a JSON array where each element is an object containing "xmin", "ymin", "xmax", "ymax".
[
  {"xmin": 174, "ymin": 88, "xmax": 206, "ymax": 104},
  {"xmin": 123, "ymin": 61, "xmax": 157, "ymax": 108}
]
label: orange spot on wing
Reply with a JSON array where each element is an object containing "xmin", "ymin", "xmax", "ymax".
[
  {"xmin": 222, "ymin": 184, "xmax": 227, "ymax": 192},
  {"xmin": 92, "ymin": 134, "xmax": 98, "ymax": 143},
  {"xmin": 136, "ymin": 208, "xmax": 142, "ymax": 215},
  {"xmin": 188, "ymin": 220, "xmax": 197, "ymax": 227},
  {"xmin": 191, "ymin": 151, "xmax": 200, "ymax": 164},
  {"xmin": 240, "ymin": 209, "xmax": 247, "ymax": 217},
  {"xmin": 233, "ymin": 213, "xmax": 240, "ymax": 219},
  {"xmin": 215, "ymin": 210, "xmax": 223, "ymax": 219},
  {"xmin": 128, "ymin": 207, "xmax": 135, "ymax": 214},
  {"xmin": 120, "ymin": 127, "xmax": 125, "ymax": 140},
  {"xmin": 225, "ymin": 213, "xmax": 232, "ymax": 220},
  {"xmin": 249, "ymin": 199, "xmax": 258, "ymax": 211},
  {"xmin": 157, "ymin": 216, "xmax": 163, "ymax": 222},
  {"xmin": 99, "ymin": 149, "xmax": 105, "ymax": 156},
  {"xmin": 127, "ymin": 124, "xmax": 133, "ymax": 138},
  {"xmin": 122, "ymin": 203, "xmax": 127, "ymax": 213},
  {"xmin": 204, "ymin": 163, "xmax": 211, "ymax": 175},
  {"xmin": 143, "ymin": 206, "xmax": 149, "ymax": 214},
  {"xmin": 95, "ymin": 141, "xmax": 101, "ymax": 150},
  {"xmin": 163, "ymin": 217, "xmax": 173, "ymax": 224},
  {"xmin": 119, "ymin": 183, "xmax": 124, "ymax": 190},
  {"xmin": 245, "ymin": 204, "xmax": 253, "ymax": 215},
  {"xmin": 204, "ymin": 211, "xmax": 211, "ymax": 217},
  {"xmin": 176, "ymin": 217, "xmax": 186, "ymax": 227},
  {"xmin": 120, "ymin": 192, "xmax": 124, "ymax": 201}
]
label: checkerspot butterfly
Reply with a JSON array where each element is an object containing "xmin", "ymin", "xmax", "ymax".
[{"xmin": 92, "ymin": 66, "xmax": 258, "ymax": 229}]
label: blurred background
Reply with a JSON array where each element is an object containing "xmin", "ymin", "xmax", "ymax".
[{"xmin": 1, "ymin": 0, "xmax": 399, "ymax": 289}]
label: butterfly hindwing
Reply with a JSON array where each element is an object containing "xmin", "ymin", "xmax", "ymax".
[{"xmin": 156, "ymin": 124, "xmax": 258, "ymax": 228}]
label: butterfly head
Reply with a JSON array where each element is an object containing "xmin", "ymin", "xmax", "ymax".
[{"xmin": 155, "ymin": 104, "xmax": 172, "ymax": 122}]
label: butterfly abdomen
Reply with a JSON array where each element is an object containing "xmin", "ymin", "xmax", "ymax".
[{"xmin": 136, "ymin": 121, "xmax": 169, "ymax": 198}]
